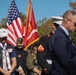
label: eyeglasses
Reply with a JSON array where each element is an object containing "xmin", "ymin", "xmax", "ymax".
[
  {"xmin": 74, "ymin": 23, "xmax": 76, "ymax": 27},
  {"xmin": 71, "ymin": 21, "xmax": 76, "ymax": 27},
  {"xmin": 67, "ymin": 18, "xmax": 76, "ymax": 27}
]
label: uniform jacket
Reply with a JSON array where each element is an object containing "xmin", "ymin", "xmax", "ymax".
[
  {"xmin": 37, "ymin": 34, "xmax": 52, "ymax": 73},
  {"xmin": 49, "ymin": 27, "xmax": 76, "ymax": 75}
]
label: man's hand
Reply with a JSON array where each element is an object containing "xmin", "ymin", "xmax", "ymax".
[
  {"xmin": 18, "ymin": 70, "xmax": 24, "ymax": 75},
  {"xmin": 3, "ymin": 71, "xmax": 11, "ymax": 75},
  {"xmin": 43, "ymin": 68, "xmax": 48, "ymax": 74}
]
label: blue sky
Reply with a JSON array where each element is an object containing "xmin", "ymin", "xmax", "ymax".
[{"xmin": 0, "ymin": 0, "xmax": 76, "ymax": 22}]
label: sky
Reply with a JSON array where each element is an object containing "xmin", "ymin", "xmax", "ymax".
[{"xmin": 0, "ymin": 0, "xmax": 76, "ymax": 22}]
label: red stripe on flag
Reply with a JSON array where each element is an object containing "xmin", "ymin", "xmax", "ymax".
[
  {"xmin": 16, "ymin": 18, "xmax": 22, "ymax": 34},
  {"xmin": 12, "ymin": 22, "xmax": 18, "ymax": 38}
]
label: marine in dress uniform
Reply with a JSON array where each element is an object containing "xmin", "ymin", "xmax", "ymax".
[{"xmin": 37, "ymin": 16, "xmax": 63, "ymax": 75}]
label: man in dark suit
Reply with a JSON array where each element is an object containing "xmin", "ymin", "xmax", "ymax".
[
  {"xmin": 49, "ymin": 10, "xmax": 76, "ymax": 75},
  {"xmin": 37, "ymin": 16, "xmax": 63, "ymax": 75}
]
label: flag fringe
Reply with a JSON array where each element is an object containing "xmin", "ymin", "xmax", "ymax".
[{"xmin": 24, "ymin": 37, "xmax": 39, "ymax": 50}]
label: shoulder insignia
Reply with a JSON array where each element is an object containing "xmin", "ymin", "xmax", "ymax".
[{"xmin": 38, "ymin": 44, "xmax": 44, "ymax": 52}]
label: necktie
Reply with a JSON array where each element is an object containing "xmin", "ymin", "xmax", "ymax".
[
  {"xmin": 68, "ymin": 35, "xmax": 75, "ymax": 46},
  {"xmin": 69, "ymin": 35, "xmax": 72, "ymax": 40}
]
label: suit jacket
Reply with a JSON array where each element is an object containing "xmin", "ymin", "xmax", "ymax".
[{"xmin": 49, "ymin": 27, "xmax": 76, "ymax": 75}]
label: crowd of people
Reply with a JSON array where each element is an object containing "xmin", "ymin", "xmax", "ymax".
[{"xmin": 0, "ymin": 9, "xmax": 76, "ymax": 75}]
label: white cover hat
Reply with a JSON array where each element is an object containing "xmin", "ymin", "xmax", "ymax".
[
  {"xmin": 0, "ymin": 28, "xmax": 8, "ymax": 38},
  {"xmin": 53, "ymin": 21, "xmax": 62, "ymax": 25},
  {"xmin": 51, "ymin": 16, "xmax": 63, "ymax": 25},
  {"xmin": 51, "ymin": 16, "xmax": 63, "ymax": 20}
]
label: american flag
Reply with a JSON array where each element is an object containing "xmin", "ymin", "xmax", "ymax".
[{"xmin": 6, "ymin": 0, "xmax": 23, "ymax": 46}]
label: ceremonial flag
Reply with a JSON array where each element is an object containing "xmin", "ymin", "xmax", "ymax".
[
  {"xmin": 6, "ymin": 0, "xmax": 23, "ymax": 46},
  {"xmin": 24, "ymin": 0, "xmax": 39, "ymax": 49}
]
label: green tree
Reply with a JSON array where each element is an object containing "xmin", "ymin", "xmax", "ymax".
[
  {"xmin": 70, "ymin": 31, "xmax": 76, "ymax": 45},
  {"xmin": 20, "ymin": 12, "xmax": 25, "ymax": 23},
  {"xmin": 37, "ymin": 18, "xmax": 53, "ymax": 37},
  {"xmin": 69, "ymin": 1, "xmax": 76, "ymax": 45},
  {"xmin": 0, "ymin": 12, "xmax": 25, "ymax": 28},
  {"xmin": 69, "ymin": 1, "xmax": 76, "ymax": 10},
  {"xmin": 1, "ymin": 18, "xmax": 6, "ymax": 28}
]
